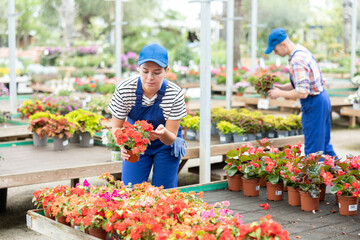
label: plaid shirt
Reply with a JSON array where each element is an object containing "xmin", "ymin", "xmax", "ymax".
[{"xmin": 288, "ymin": 45, "xmax": 324, "ymax": 95}]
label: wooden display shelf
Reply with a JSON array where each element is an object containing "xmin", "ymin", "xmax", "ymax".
[{"xmin": 340, "ymin": 107, "xmax": 360, "ymax": 127}]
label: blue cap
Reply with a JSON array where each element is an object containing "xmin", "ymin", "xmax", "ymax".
[
  {"xmin": 138, "ymin": 43, "xmax": 168, "ymax": 67},
  {"xmin": 264, "ymin": 28, "xmax": 288, "ymax": 54}
]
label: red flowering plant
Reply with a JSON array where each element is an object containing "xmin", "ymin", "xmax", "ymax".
[
  {"xmin": 17, "ymin": 99, "xmax": 44, "ymax": 119},
  {"xmin": 113, "ymin": 120, "xmax": 153, "ymax": 156},
  {"xmin": 330, "ymin": 154, "xmax": 360, "ymax": 197},
  {"xmin": 295, "ymin": 152, "xmax": 325, "ymax": 198}
]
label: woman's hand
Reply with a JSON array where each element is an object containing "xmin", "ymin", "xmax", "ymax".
[
  {"xmin": 149, "ymin": 124, "xmax": 166, "ymax": 140},
  {"xmin": 120, "ymin": 147, "xmax": 130, "ymax": 161}
]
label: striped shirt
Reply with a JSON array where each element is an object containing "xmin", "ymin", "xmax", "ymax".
[
  {"xmin": 108, "ymin": 75, "xmax": 187, "ymax": 121},
  {"xmin": 288, "ymin": 44, "xmax": 324, "ymax": 95}
]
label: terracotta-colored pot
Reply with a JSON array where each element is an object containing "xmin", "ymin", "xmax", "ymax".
[
  {"xmin": 319, "ymin": 183, "xmax": 326, "ymax": 202},
  {"xmin": 127, "ymin": 151, "xmax": 140, "ymax": 163},
  {"xmin": 227, "ymin": 174, "xmax": 243, "ymax": 191},
  {"xmin": 242, "ymin": 177, "xmax": 260, "ymax": 197},
  {"xmin": 266, "ymin": 182, "xmax": 284, "ymax": 201},
  {"xmin": 338, "ymin": 195, "xmax": 359, "ymax": 216},
  {"xmin": 287, "ymin": 187, "xmax": 301, "ymax": 206},
  {"xmin": 88, "ymin": 227, "xmax": 107, "ymax": 240},
  {"xmin": 44, "ymin": 208, "xmax": 55, "ymax": 220},
  {"xmin": 56, "ymin": 215, "xmax": 67, "ymax": 224},
  {"xmin": 259, "ymin": 175, "xmax": 267, "ymax": 188},
  {"xmin": 300, "ymin": 191, "xmax": 319, "ymax": 212}
]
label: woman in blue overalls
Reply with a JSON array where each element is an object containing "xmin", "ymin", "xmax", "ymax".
[
  {"xmin": 264, "ymin": 28, "xmax": 336, "ymax": 157},
  {"xmin": 108, "ymin": 44, "xmax": 187, "ymax": 189}
]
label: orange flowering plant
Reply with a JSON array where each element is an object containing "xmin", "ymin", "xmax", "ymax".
[
  {"xmin": 33, "ymin": 173, "xmax": 290, "ymax": 239},
  {"xmin": 113, "ymin": 120, "xmax": 153, "ymax": 156}
]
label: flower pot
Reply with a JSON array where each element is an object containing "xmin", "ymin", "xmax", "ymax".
[
  {"xmin": 242, "ymin": 177, "xmax": 260, "ymax": 197},
  {"xmin": 127, "ymin": 151, "xmax": 140, "ymax": 163},
  {"xmin": 219, "ymin": 133, "xmax": 232, "ymax": 144},
  {"xmin": 211, "ymin": 123, "xmax": 219, "ymax": 135},
  {"xmin": 185, "ymin": 129, "xmax": 196, "ymax": 140},
  {"xmin": 300, "ymin": 191, "xmax": 319, "ymax": 212},
  {"xmin": 88, "ymin": 227, "xmax": 107, "ymax": 240},
  {"xmin": 44, "ymin": 209, "xmax": 55, "ymax": 220},
  {"xmin": 246, "ymin": 133, "xmax": 256, "ymax": 141},
  {"xmin": 353, "ymin": 103, "xmax": 360, "ymax": 110},
  {"xmin": 287, "ymin": 187, "xmax": 301, "ymax": 206},
  {"xmin": 255, "ymin": 131, "xmax": 263, "ymax": 140},
  {"xmin": 259, "ymin": 175, "xmax": 267, "ymax": 188},
  {"xmin": 233, "ymin": 134, "xmax": 247, "ymax": 143},
  {"xmin": 69, "ymin": 132, "xmax": 80, "ymax": 143},
  {"xmin": 32, "ymin": 132, "xmax": 48, "ymax": 147},
  {"xmin": 79, "ymin": 132, "xmax": 94, "ymax": 148},
  {"xmin": 338, "ymin": 195, "xmax": 358, "ymax": 216},
  {"xmin": 196, "ymin": 130, "xmax": 200, "ymax": 141},
  {"xmin": 319, "ymin": 183, "xmax": 326, "ymax": 202},
  {"xmin": 111, "ymin": 150, "xmax": 121, "ymax": 162},
  {"xmin": 56, "ymin": 215, "xmax": 71, "ymax": 226},
  {"xmin": 227, "ymin": 174, "xmax": 243, "ymax": 191},
  {"xmin": 264, "ymin": 130, "xmax": 277, "ymax": 139},
  {"xmin": 277, "ymin": 130, "xmax": 288, "ymax": 138},
  {"xmin": 288, "ymin": 130, "xmax": 296, "ymax": 136},
  {"xmin": 266, "ymin": 182, "xmax": 284, "ymax": 201},
  {"xmin": 236, "ymin": 92, "xmax": 244, "ymax": 96},
  {"xmin": 53, "ymin": 136, "xmax": 69, "ymax": 151}
]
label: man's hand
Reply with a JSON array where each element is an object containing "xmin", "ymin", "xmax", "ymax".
[
  {"xmin": 120, "ymin": 147, "xmax": 130, "ymax": 161},
  {"xmin": 268, "ymin": 88, "xmax": 283, "ymax": 99}
]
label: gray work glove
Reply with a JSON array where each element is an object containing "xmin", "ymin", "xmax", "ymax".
[{"xmin": 171, "ymin": 137, "xmax": 187, "ymax": 158}]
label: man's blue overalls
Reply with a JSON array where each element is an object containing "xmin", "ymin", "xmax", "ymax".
[
  {"xmin": 122, "ymin": 78, "xmax": 182, "ymax": 189},
  {"xmin": 289, "ymin": 50, "xmax": 336, "ymax": 157}
]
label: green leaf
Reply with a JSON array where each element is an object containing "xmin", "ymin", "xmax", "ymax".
[
  {"xmin": 226, "ymin": 150, "xmax": 239, "ymax": 158},
  {"xmin": 267, "ymin": 175, "xmax": 280, "ymax": 185},
  {"xmin": 330, "ymin": 184, "xmax": 343, "ymax": 194}
]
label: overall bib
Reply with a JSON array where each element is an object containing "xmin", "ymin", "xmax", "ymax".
[
  {"xmin": 289, "ymin": 50, "xmax": 336, "ymax": 157},
  {"xmin": 122, "ymin": 77, "xmax": 182, "ymax": 189}
]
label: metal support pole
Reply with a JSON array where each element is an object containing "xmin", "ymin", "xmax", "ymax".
[
  {"xmin": 8, "ymin": 0, "xmax": 17, "ymax": 114},
  {"xmin": 250, "ymin": 0, "xmax": 258, "ymax": 74},
  {"xmin": 226, "ymin": 0, "xmax": 234, "ymax": 110},
  {"xmin": 115, "ymin": 0, "xmax": 122, "ymax": 83},
  {"xmin": 199, "ymin": 0, "xmax": 212, "ymax": 184},
  {"xmin": 351, "ymin": 0, "xmax": 357, "ymax": 81}
]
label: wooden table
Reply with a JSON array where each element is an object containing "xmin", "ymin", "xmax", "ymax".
[
  {"xmin": 234, "ymin": 96, "xmax": 352, "ymax": 115},
  {"xmin": 340, "ymin": 107, "xmax": 360, "ymax": 127},
  {"xmin": 0, "ymin": 143, "xmax": 121, "ymax": 212}
]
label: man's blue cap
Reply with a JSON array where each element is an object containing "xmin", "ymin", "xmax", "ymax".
[
  {"xmin": 138, "ymin": 43, "xmax": 168, "ymax": 67},
  {"xmin": 264, "ymin": 28, "xmax": 288, "ymax": 54}
]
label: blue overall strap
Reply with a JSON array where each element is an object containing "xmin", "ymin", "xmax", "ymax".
[
  {"xmin": 154, "ymin": 79, "xmax": 168, "ymax": 105},
  {"xmin": 135, "ymin": 77, "xmax": 143, "ymax": 106}
]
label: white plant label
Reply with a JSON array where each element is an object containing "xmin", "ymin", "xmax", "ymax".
[
  {"xmin": 79, "ymin": 136, "xmax": 82, "ymax": 141},
  {"xmin": 220, "ymin": 136, "xmax": 226, "ymax": 141},
  {"xmin": 89, "ymin": 139, "xmax": 94, "ymax": 145},
  {"xmin": 338, "ymin": 203, "xmax": 341, "ymax": 208},
  {"xmin": 268, "ymin": 133, "xmax": 275, "ymax": 138},
  {"xmin": 257, "ymin": 99, "xmax": 269, "ymax": 109},
  {"xmin": 74, "ymin": 226, "xmax": 81, "ymax": 231},
  {"xmin": 276, "ymin": 191, "xmax": 282, "ymax": 196},
  {"xmin": 256, "ymin": 186, "xmax": 260, "ymax": 191},
  {"xmin": 63, "ymin": 140, "xmax": 69, "ymax": 146},
  {"xmin": 349, "ymin": 204, "xmax": 357, "ymax": 211}
]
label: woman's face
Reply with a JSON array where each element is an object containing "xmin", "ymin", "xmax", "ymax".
[{"xmin": 138, "ymin": 61, "xmax": 168, "ymax": 94}]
